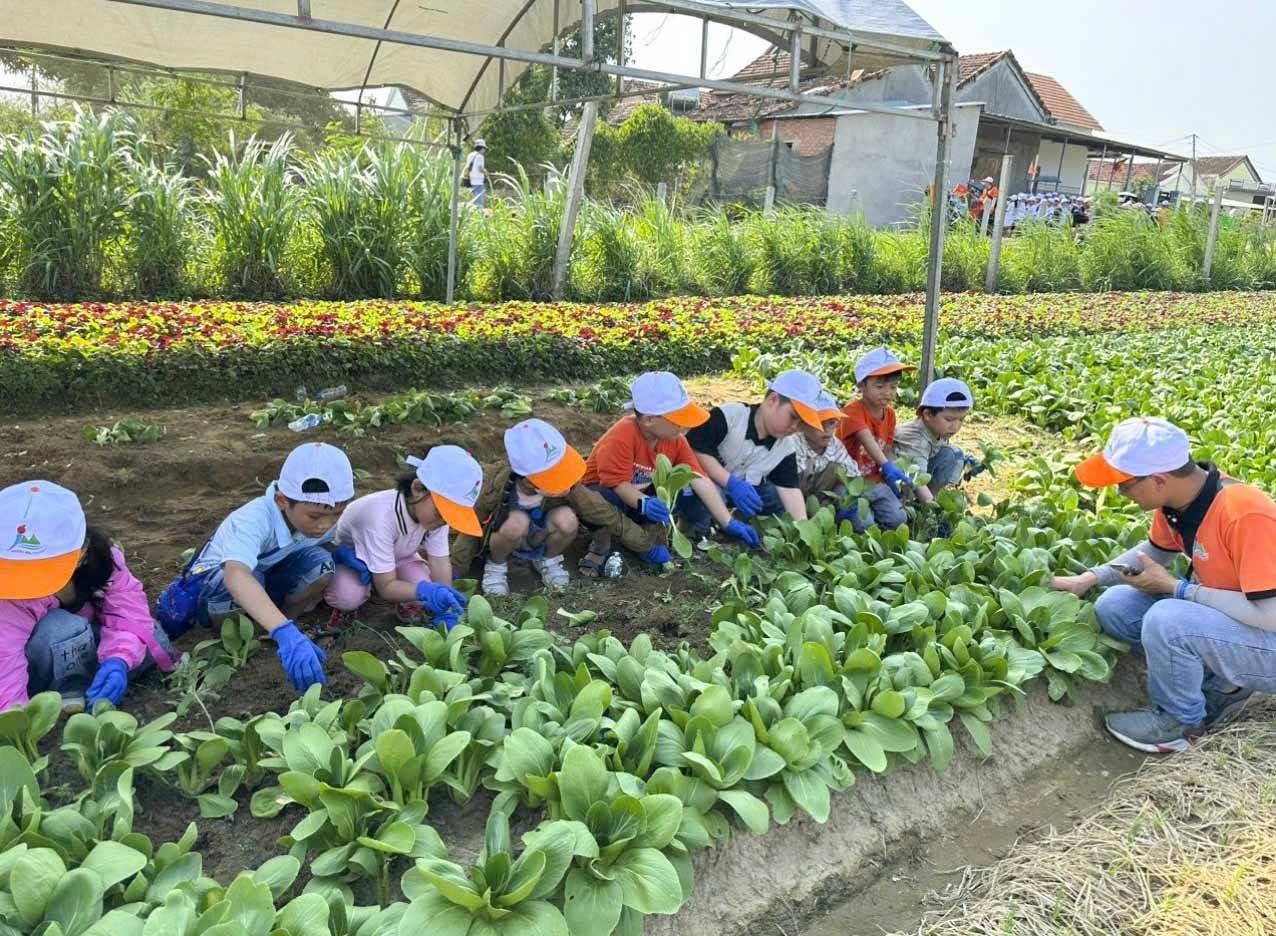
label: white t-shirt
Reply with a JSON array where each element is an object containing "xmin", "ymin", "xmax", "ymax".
[
  {"xmin": 333, "ymin": 489, "xmax": 449, "ymax": 576},
  {"xmin": 468, "ymin": 151, "xmax": 486, "ymax": 187}
]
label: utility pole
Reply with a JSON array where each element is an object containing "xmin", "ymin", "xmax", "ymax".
[{"xmin": 1190, "ymin": 132, "xmax": 1197, "ymax": 205}]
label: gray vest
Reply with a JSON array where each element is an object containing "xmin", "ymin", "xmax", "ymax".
[{"xmin": 717, "ymin": 402, "xmax": 796, "ymax": 485}]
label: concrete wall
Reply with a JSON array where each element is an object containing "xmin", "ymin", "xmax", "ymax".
[
  {"xmin": 826, "ymin": 102, "xmax": 981, "ymax": 226},
  {"xmin": 970, "ymin": 124, "xmax": 1041, "ymax": 195},
  {"xmin": 957, "ymin": 60, "xmax": 1047, "ymax": 123},
  {"xmin": 1036, "ymin": 139, "xmax": 1093, "ymax": 193}
]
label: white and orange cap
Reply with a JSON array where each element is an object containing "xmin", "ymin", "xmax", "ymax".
[
  {"xmin": 920, "ymin": 377, "xmax": 974, "ymax": 409},
  {"xmin": 626, "ymin": 372, "xmax": 710, "ymax": 428},
  {"xmin": 854, "ymin": 347, "xmax": 917, "ymax": 384},
  {"xmin": 278, "ymin": 442, "xmax": 356, "ymax": 506},
  {"xmin": 1076, "ymin": 417, "xmax": 1191, "ymax": 487},
  {"xmin": 505, "ymin": 419, "xmax": 586, "ymax": 495},
  {"xmin": 813, "ymin": 388, "xmax": 844, "ymax": 423},
  {"xmin": 0, "ymin": 480, "xmax": 86, "ymax": 600},
  {"xmin": 765, "ymin": 369, "xmax": 826, "ymax": 430},
  {"xmin": 407, "ymin": 445, "xmax": 484, "ymax": 536}
]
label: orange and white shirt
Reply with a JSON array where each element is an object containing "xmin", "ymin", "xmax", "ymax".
[
  {"xmin": 1149, "ymin": 465, "xmax": 1276, "ymax": 599},
  {"xmin": 838, "ymin": 400, "xmax": 896, "ymax": 483},
  {"xmin": 582, "ymin": 416, "xmax": 703, "ymax": 492}
]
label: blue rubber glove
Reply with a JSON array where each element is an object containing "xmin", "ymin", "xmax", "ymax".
[
  {"xmin": 86, "ymin": 658, "xmax": 129, "ymax": 707},
  {"xmin": 272, "ymin": 622, "xmax": 327, "ymax": 692},
  {"xmin": 724, "ymin": 519, "xmax": 761, "ymax": 549},
  {"xmin": 961, "ymin": 453, "xmax": 980, "ymax": 467},
  {"xmin": 881, "ymin": 461, "xmax": 912, "ymax": 496},
  {"xmin": 435, "ymin": 610, "xmax": 459, "ymax": 632},
  {"xmin": 416, "ymin": 580, "xmax": 468, "ymax": 615},
  {"xmin": 332, "ymin": 545, "xmax": 371, "ymax": 586},
  {"xmin": 725, "ymin": 475, "xmax": 763, "ymax": 517},
  {"xmin": 644, "ymin": 544, "xmax": 672, "ymax": 565},
  {"xmin": 639, "ymin": 495, "xmax": 672, "ymax": 526},
  {"xmin": 835, "ymin": 506, "xmax": 858, "ymax": 525}
]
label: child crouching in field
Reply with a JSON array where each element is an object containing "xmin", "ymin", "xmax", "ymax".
[
  {"xmin": 449, "ymin": 419, "xmax": 587, "ymax": 597},
  {"xmin": 157, "ymin": 442, "xmax": 354, "ymax": 694},
  {"xmin": 793, "ymin": 388, "xmax": 861, "ymax": 503},
  {"xmin": 577, "ymin": 371, "xmax": 760, "ymax": 574},
  {"xmin": 0, "ymin": 481, "xmax": 175, "ymax": 712},
  {"xmin": 893, "ymin": 378, "xmax": 976, "ymax": 499},
  {"xmin": 325, "ymin": 444, "xmax": 482, "ymax": 628}
]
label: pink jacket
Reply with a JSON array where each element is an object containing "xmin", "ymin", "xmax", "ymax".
[{"xmin": 0, "ymin": 545, "xmax": 174, "ymax": 711}]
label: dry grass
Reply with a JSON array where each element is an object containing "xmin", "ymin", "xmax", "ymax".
[{"xmin": 899, "ymin": 700, "xmax": 1276, "ymax": 936}]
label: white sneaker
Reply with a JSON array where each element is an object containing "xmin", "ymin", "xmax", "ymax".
[
  {"xmin": 482, "ymin": 561, "xmax": 510, "ymax": 597},
  {"xmin": 534, "ymin": 555, "xmax": 571, "ymax": 591}
]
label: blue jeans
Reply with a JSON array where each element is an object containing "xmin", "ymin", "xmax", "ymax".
[
  {"xmin": 850, "ymin": 481, "xmax": 908, "ymax": 532},
  {"xmin": 25, "ymin": 608, "xmax": 175, "ymax": 696},
  {"xmin": 197, "ymin": 545, "xmax": 333, "ymax": 626},
  {"xmin": 1094, "ymin": 585, "xmax": 1276, "ymax": 724},
  {"xmin": 927, "ymin": 444, "xmax": 965, "ymax": 492},
  {"xmin": 471, "ymin": 182, "xmax": 486, "ymax": 207},
  {"xmin": 677, "ymin": 480, "xmax": 782, "ymax": 534}
]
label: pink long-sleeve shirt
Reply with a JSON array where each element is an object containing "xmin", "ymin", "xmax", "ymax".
[{"xmin": 0, "ymin": 545, "xmax": 174, "ymax": 711}]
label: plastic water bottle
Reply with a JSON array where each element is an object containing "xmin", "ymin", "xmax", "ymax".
[
  {"xmin": 603, "ymin": 552, "xmax": 625, "ymax": 578},
  {"xmin": 288, "ymin": 412, "xmax": 325, "ymax": 433},
  {"xmin": 316, "ymin": 385, "xmax": 348, "ymax": 402}
]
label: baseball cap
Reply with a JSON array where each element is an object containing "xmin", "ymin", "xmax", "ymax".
[
  {"xmin": 1076, "ymin": 417, "xmax": 1191, "ymax": 487},
  {"xmin": 854, "ymin": 347, "xmax": 918, "ymax": 384},
  {"xmin": 626, "ymin": 372, "xmax": 709, "ymax": 428},
  {"xmin": 407, "ymin": 445, "xmax": 484, "ymax": 536},
  {"xmin": 920, "ymin": 377, "xmax": 974, "ymax": 410},
  {"xmin": 0, "ymin": 480, "xmax": 86, "ymax": 600},
  {"xmin": 813, "ymin": 388, "xmax": 844, "ymax": 422},
  {"xmin": 505, "ymin": 419, "xmax": 586, "ymax": 495},
  {"xmin": 278, "ymin": 443, "xmax": 356, "ymax": 507},
  {"xmin": 766, "ymin": 369, "xmax": 825, "ymax": 430}
]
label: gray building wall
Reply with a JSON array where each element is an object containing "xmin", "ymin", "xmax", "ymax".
[
  {"xmin": 826, "ymin": 102, "xmax": 982, "ymax": 226},
  {"xmin": 955, "ymin": 63, "xmax": 1045, "ymax": 123}
]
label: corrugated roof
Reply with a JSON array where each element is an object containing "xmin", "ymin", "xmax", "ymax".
[{"xmin": 1024, "ymin": 72, "xmax": 1103, "ymax": 132}]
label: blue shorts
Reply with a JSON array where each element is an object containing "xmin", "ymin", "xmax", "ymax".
[{"xmin": 197, "ymin": 546, "xmax": 333, "ymax": 625}]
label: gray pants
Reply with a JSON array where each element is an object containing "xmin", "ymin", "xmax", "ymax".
[
  {"xmin": 25, "ymin": 608, "xmax": 174, "ymax": 696},
  {"xmin": 853, "ymin": 482, "xmax": 908, "ymax": 532}
]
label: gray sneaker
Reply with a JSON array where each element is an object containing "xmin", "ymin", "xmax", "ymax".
[
  {"xmin": 1203, "ymin": 687, "xmax": 1254, "ymax": 728},
  {"xmin": 1104, "ymin": 708, "xmax": 1202, "ymax": 753}
]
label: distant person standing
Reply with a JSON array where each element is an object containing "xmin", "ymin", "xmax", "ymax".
[{"xmin": 464, "ymin": 139, "xmax": 488, "ymax": 208}]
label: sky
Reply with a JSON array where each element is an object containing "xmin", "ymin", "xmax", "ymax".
[{"xmin": 629, "ymin": 0, "xmax": 1276, "ymax": 180}]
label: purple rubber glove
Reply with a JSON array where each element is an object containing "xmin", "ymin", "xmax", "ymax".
[
  {"xmin": 724, "ymin": 519, "xmax": 761, "ymax": 549},
  {"xmin": 725, "ymin": 475, "xmax": 763, "ymax": 517},
  {"xmin": 416, "ymin": 580, "xmax": 468, "ymax": 615},
  {"xmin": 639, "ymin": 495, "xmax": 672, "ymax": 526},
  {"xmin": 332, "ymin": 545, "xmax": 371, "ymax": 586},
  {"xmin": 87, "ymin": 658, "xmax": 129, "ymax": 707},
  {"xmin": 272, "ymin": 621, "xmax": 327, "ymax": 692}
]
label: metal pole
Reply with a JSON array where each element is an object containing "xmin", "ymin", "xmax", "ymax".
[
  {"xmin": 1150, "ymin": 157, "xmax": 1164, "ymax": 205},
  {"xmin": 551, "ymin": 0, "xmax": 560, "ymax": 103},
  {"xmin": 1054, "ymin": 134, "xmax": 1068, "ymax": 193},
  {"xmin": 1203, "ymin": 181, "xmax": 1224, "ymax": 283},
  {"xmin": 699, "ymin": 18, "xmax": 709, "ymax": 80},
  {"xmin": 581, "ymin": 0, "xmax": 595, "ymax": 64},
  {"xmin": 1190, "ymin": 133, "xmax": 1197, "ymax": 205},
  {"xmin": 985, "ymin": 154, "xmax": 1013, "ymax": 293},
  {"xmin": 790, "ymin": 28, "xmax": 802, "ymax": 91},
  {"xmin": 30, "ymin": 67, "xmax": 37, "ymax": 115},
  {"xmin": 920, "ymin": 58, "xmax": 956, "ymax": 388},
  {"xmin": 446, "ymin": 121, "xmax": 462, "ymax": 304},
  {"xmin": 765, "ymin": 119, "xmax": 779, "ymax": 211},
  {"xmin": 552, "ymin": 99, "xmax": 599, "ymax": 299},
  {"xmin": 1172, "ymin": 161, "xmax": 1185, "ymax": 205},
  {"xmin": 1123, "ymin": 150, "xmax": 1135, "ymax": 191}
]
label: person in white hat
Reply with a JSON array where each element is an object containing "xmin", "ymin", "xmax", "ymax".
[
  {"xmin": 464, "ymin": 138, "xmax": 488, "ymax": 208},
  {"xmin": 0, "ymin": 480, "xmax": 177, "ymax": 712},
  {"xmin": 680, "ymin": 369, "xmax": 826, "ymax": 537},
  {"xmin": 325, "ymin": 444, "xmax": 482, "ymax": 627},
  {"xmin": 448, "ymin": 420, "xmax": 586, "ymax": 597},
  {"xmin": 577, "ymin": 371, "xmax": 760, "ymax": 574},
  {"xmin": 1053, "ymin": 417, "xmax": 1276, "ymax": 753},
  {"xmin": 836, "ymin": 347, "xmax": 920, "ymax": 530},
  {"xmin": 155, "ymin": 442, "xmax": 356, "ymax": 694},
  {"xmin": 791, "ymin": 389, "xmax": 861, "ymax": 506},
  {"xmin": 894, "ymin": 377, "xmax": 978, "ymax": 502}
]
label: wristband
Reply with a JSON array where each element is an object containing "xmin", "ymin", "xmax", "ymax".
[{"xmin": 1175, "ymin": 579, "xmax": 1190, "ymax": 601}]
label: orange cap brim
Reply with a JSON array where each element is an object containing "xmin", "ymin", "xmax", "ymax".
[
  {"xmin": 791, "ymin": 398, "xmax": 825, "ymax": 430},
  {"xmin": 432, "ymin": 491, "xmax": 483, "ymax": 537},
  {"xmin": 817, "ymin": 407, "xmax": 844, "ymax": 424},
  {"xmin": 0, "ymin": 550, "xmax": 79, "ymax": 600},
  {"xmin": 867, "ymin": 363, "xmax": 918, "ymax": 379},
  {"xmin": 663, "ymin": 401, "xmax": 711, "ymax": 429},
  {"xmin": 527, "ymin": 445, "xmax": 587, "ymax": 496},
  {"xmin": 1075, "ymin": 453, "xmax": 1133, "ymax": 488}
]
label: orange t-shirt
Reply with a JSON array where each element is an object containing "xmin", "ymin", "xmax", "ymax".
[
  {"xmin": 582, "ymin": 417, "xmax": 704, "ymax": 491},
  {"xmin": 1149, "ymin": 481, "xmax": 1276, "ymax": 597},
  {"xmin": 838, "ymin": 400, "xmax": 896, "ymax": 482}
]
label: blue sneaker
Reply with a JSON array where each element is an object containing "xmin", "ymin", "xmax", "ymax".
[{"xmin": 1104, "ymin": 708, "xmax": 1202, "ymax": 754}]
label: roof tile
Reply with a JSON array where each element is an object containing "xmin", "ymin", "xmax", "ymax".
[{"xmin": 1024, "ymin": 72, "xmax": 1103, "ymax": 132}]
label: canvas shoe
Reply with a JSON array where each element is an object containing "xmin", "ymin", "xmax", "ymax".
[
  {"xmin": 534, "ymin": 555, "xmax": 571, "ymax": 591},
  {"xmin": 1104, "ymin": 708, "xmax": 1202, "ymax": 754},
  {"xmin": 482, "ymin": 561, "xmax": 510, "ymax": 597},
  {"xmin": 1203, "ymin": 686, "xmax": 1254, "ymax": 728}
]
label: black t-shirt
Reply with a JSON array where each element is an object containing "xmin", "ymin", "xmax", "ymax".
[{"xmin": 685, "ymin": 404, "xmax": 800, "ymax": 489}]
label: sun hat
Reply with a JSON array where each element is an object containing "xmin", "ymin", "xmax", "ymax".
[
  {"xmin": 626, "ymin": 372, "xmax": 710, "ymax": 428},
  {"xmin": 505, "ymin": 419, "xmax": 586, "ymax": 495},
  {"xmin": 406, "ymin": 445, "xmax": 484, "ymax": 536},
  {"xmin": 920, "ymin": 377, "xmax": 974, "ymax": 410},
  {"xmin": 765, "ymin": 369, "xmax": 826, "ymax": 430},
  {"xmin": 1076, "ymin": 417, "xmax": 1191, "ymax": 487},
  {"xmin": 474, "ymin": 138, "xmax": 486, "ymax": 149},
  {"xmin": 0, "ymin": 480, "xmax": 86, "ymax": 600},
  {"xmin": 854, "ymin": 347, "xmax": 918, "ymax": 384},
  {"xmin": 278, "ymin": 442, "xmax": 356, "ymax": 507}
]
